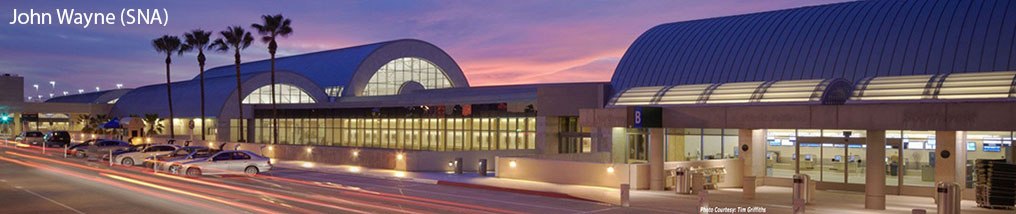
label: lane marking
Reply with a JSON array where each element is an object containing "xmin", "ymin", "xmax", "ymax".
[{"xmin": 17, "ymin": 185, "xmax": 87, "ymax": 214}]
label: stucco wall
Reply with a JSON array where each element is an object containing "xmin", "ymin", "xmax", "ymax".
[{"xmin": 495, "ymin": 156, "xmax": 650, "ymax": 189}]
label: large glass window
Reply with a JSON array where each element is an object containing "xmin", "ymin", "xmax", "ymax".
[
  {"xmin": 363, "ymin": 57, "xmax": 453, "ymax": 96},
  {"xmin": 887, "ymin": 130, "xmax": 936, "ymax": 187},
  {"xmin": 964, "ymin": 131, "xmax": 1013, "ymax": 188},
  {"xmin": 242, "ymin": 84, "xmax": 316, "ymax": 104},
  {"xmin": 559, "ymin": 117, "xmax": 591, "ymax": 154},
  {"xmin": 665, "ymin": 128, "xmax": 739, "ymax": 161},
  {"xmin": 765, "ymin": 129, "xmax": 797, "ymax": 178}
]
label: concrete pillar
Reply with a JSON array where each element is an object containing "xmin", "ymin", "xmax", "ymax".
[
  {"xmin": 865, "ymin": 130, "xmax": 886, "ymax": 210},
  {"xmin": 649, "ymin": 128, "xmax": 665, "ymax": 191},
  {"xmin": 537, "ymin": 116, "xmax": 558, "ymax": 154},
  {"xmin": 935, "ymin": 131, "xmax": 957, "ymax": 184}
]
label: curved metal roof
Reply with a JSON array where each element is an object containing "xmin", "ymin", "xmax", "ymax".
[
  {"xmin": 199, "ymin": 38, "xmax": 468, "ymax": 97},
  {"xmin": 44, "ymin": 89, "xmax": 132, "ymax": 104},
  {"xmin": 611, "ymin": 0, "xmax": 1016, "ymax": 94},
  {"xmin": 110, "ymin": 71, "xmax": 328, "ymax": 118}
]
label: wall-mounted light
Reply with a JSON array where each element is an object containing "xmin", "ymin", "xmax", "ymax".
[
  {"xmin": 352, "ymin": 151, "xmax": 358, "ymax": 157},
  {"xmin": 394, "ymin": 171, "xmax": 406, "ymax": 177},
  {"xmin": 396, "ymin": 154, "xmax": 404, "ymax": 160},
  {"xmin": 607, "ymin": 166, "xmax": 615, "ymax": 173},
  {"xmin": 146, "ymin": 137, "xmax": 152, "ymax": 143},
  {"xmin": 208, "ymin": 142, "xmax": 214, "ymax": 147},
  {"xmin": 348, "ymin": 167, "xmax": 360, "ymax": 172},
  {"xmin": 302, "ymin": 162, "xmax": 314, "ymax": 168},
  {"xmin": 267, "ymin": 146, "xmax": 274, "ymax": 151},
  {"xmin": 509, "ymin": 160, "xmax": 517, "ymax": 168},
  {"xmin": 306, "ymin": 148, "xmax": 313, "ymax": 153}
]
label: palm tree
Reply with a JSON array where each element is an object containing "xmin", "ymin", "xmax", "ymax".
[
  {"xmin": 210, "ymin": 26, "xmax": 254, "ymax": 142},
  {"xmin": 181, "ymin": 30, "xmax": 213, "ymax": 140},
  {"xmin": 152, "ymin": 35, "xmax": 183, "ymax": 139},
  {"xmin": 252, "ymin": 14, "xmax": 293, "ymax": 145},
  {"xmin": 142, "ymin": 114, "xmax": 164, "ymax": 137}
]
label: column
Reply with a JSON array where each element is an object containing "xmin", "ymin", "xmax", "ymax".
[
  {"xmin": 865, "ymin": 130, "xmax": 886, "ymax": 210},
  {"xmin": 649, "ymin": 128, "xmax": 665, "ymax": 191},
  {"xmin": 934, "ymin": 131, "xmax": 957, "ymax": 184}
]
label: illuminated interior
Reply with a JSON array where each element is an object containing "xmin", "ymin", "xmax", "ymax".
[
  {"xmin": 242, "ymin": 84, "xmax": 316, "ymax": 104},
  {"xmin": 363, "ymin": 57, "xmax": 453, "ymax": 96},
  {"xmin": 852, "ymin": 71, "xmax": 1016, "ymax": 101}
]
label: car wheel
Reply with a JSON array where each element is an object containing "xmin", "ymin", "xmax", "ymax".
[
  {"xmin": 244, "ymin": 166, "xmax": 259, "ymax": 176},
  {"xmin": 186, "ymin": 168, "xmax": 201, "ymax": 176},
  {"xmin": 76, "ymin": 151, "xmax": 86, "ymax": 158},
  {"xmin": 168, "ymin": 165, "xmax": 181, "ymax": 174},
  {"xmin": 121, "ymin": 158, "xmax": 134, "ymax": 166}
]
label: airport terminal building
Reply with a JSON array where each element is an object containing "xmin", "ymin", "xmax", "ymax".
[{"xmin": 3, "ymin": 0, "xmax": 1015, "ymax": 209}]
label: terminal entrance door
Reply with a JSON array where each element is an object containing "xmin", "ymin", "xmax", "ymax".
[
  {"xmin": 797, "ymin": 137, "xmax": 866, "ymax": 184},
  {"xmin": 626, "ymin": 129, "xmax": 648, "ymax": 163}
]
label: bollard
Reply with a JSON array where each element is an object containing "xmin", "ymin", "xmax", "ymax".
[
  {"xmin": 64, "ymin": 144, "xmax": 68, "ymax": 158},
  {"xmin": 912, "ymin": 209, "xmax": 926, "ymax": 214},
  {"xmin": 675, "ymin": 167, "xmax": 690, "ymax": 194},
  {"xmin": 793, "ymin": 174, "xmax": 810, "ymax": 214},
  {"xmin": 620, "ymin": 183, "xmax": 630, "ymax": 207},
  {"xmin": 42, "ymin": 142, "xmax": 46, "ymax": 154},
  {"xmin": 697, "ymin": 190, "xmax": 709, "ymax": 213},
  {"xmin": 454, "ymin": 157, "xmax": 463, "ymax": 174},
  {"xmin": 109, "ymin": 150, "xmax": 113, "ymax": 166},
  {"xmin": 152, "ymin": 153, "xmax": 157, "ymax": 173},
  {"xmin": 936, "ymin": 182, "xmax": 960, "ymax": 214},
  {"xmin": 477, "ymin": 159, "xmax": 488, "ymax": 176}
]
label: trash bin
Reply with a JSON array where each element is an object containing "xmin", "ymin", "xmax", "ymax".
[
  {"xmin": 743, "ymin": 176, "xmax": 757, "ymax": 199},
  {"xmin": 477, "ymin": 159, "xmax": 488, "ymax": 176},
  {"xmin": 674, "ymin": 167, "xmax": 690, "ymax": 194},
  {"xmin": 793, "ymin": 174, "xmax": 811, "ymax": 209},
  {"xmin": 453, "ymin": 157, "xmax": 463, "ymax": 174},
  {"xmin": 936, "ymin": 182, "xmax": 960, "ymax": 214},
  {"xmin": 691, "ymin": 171, "xmax": 705, "ymax": 194}
]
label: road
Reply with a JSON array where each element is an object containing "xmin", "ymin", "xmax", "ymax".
[{"xmin": 0, "ymin": 142, "xmax": 672, "ymax": 214}]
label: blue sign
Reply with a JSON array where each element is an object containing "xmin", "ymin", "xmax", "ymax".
[{"xmin": 633, "ymin": 107, "xmax": 643, "ymax": 128}]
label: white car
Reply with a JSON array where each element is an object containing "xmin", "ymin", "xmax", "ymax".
[
  {"xmin": 115, "ymin": 144, "xmax": 180, "ymax": 166},
  {"xmin": 178, "ymin": 151, "xmax": 272, "ymax": 176}
]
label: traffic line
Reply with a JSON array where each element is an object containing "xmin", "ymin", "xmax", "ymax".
[{"xmin": 15, "ymin": 185, "xmax": 86, "ymax": 214}]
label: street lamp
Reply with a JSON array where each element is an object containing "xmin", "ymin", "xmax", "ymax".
[
  {"xmin": 26, "ymin": 96, "xmax": 32, "ymax": 101},
  {"xmin": 78, "ymin": 89, "xmax": 84, "ymax": 94},
  {"xmin": 49, "ymin": 81, "xmax": 55, "ymax": 91},
  {"xmin": 116, "ymin": 83, "xmax": 123, "ymax": 89},
  {"xmin": 62, "ymin": 91, "xmax": 68, "ymax": 96},
  {"xmin": 95, "ymin": 86, "xmax": 100, "ymax": 92},
  {"xmin": 49, "ymin": 93, "xmax": 53, "ymax": 98}
]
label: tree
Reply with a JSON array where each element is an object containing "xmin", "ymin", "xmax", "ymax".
[
  {"xmin": 77, "ymin": 114, "xmax": 94, "ymax": 134},
  {"xmin": 152, "ymin": 35, "xmax": 183, "ymax": 139},
  {"xmin": 210, "ymin": 26, "xmax": 254, "ymax": 142},
  {"xmin": 181, "ymin": 30, "xmax": 213, "ymax": 140},
  {"xmin": 142, "ymin": 114, "xmax": 164, "ymax": 137},
  {"xmin": 252, "ymin": 14, "xmax": 293, "ymax": 145}
]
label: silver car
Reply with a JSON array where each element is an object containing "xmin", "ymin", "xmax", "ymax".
[
  {"xmin": 156, "ymin": 147, "xmax": 217, "ymax": 172},
  {"xmin": 114, "ymin": 144, "xmax": 181, "ymax": 166},
  {"xmin": 69, "ymin": 139, "xmax": 131, "ymax": 158},
  {"xmin": 178, "ymin": 151, "xmax": 272, "ymax": 176},
  {"xmin": 14, "ymin": 131, "xmax": 45, "ymax": 146}
]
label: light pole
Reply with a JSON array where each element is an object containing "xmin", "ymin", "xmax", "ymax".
[
  {"xmin": 116, "ymin": 84, "xmax": 123, "ymax": 89},
  {"xmin": 49, "ymin": 81, "xmax": 55, "ymax": 94},
  {"xmin": 49, "ymin": 93, "xmax": 53, "ymax": 98},
  {"xmin": 62, "ymin": 91, "xmax": 68, "ymax": 96},
  {"xmin": 32, "ymin": 84, "xmax": 39, "ymax": 101},
  {"xmin": 95, "ymin": 86, "xmax": 100, "ymax": 92},
  {"xmin": 78, "ymin": 89, "xmax": 84, "ymax": 94}
]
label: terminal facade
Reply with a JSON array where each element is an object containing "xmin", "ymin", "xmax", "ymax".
[{"xmin": 2, "ymin": 0, "xmax": 1015, "ymax": 209}]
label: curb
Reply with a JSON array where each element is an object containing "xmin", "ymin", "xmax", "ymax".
[{"xmin": 434, "ymin": 180, "xmax": 600, "ymax": 203}]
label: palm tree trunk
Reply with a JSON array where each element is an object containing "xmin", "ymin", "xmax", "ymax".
[
  {"xmin": 165, "ymin": 54, "xmax": 175, "ymax": 138},
  {"xmin": 234, "ymin": 50, "xmax": 245, "ymax": 142},
  {"xmin": 270, "ymin": 49, "xmax": 278, "ymax": 145},
  {"xmin": 198, "ymin": 51, "xmax": 206, "ymax": 141}
]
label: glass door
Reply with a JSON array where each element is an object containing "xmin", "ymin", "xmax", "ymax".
[{"xmin": 626, "ymin": 129, "xmax": 648, "ymax": 163}]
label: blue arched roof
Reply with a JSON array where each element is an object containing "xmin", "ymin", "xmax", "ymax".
[
  {"xmin": 611, "ymin": 0, "xmax": 1016, "ymax": 93},
  {"xmin": 199, "ymin": 41, "xmax": 386, "ymax": 88}
]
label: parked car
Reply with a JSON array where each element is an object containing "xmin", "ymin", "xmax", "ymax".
[
  {"xmin": 69, "ymin": 139, "xmax": 131, "ymax": 158},
  {"xmin": 114, "ymin": 144, "xmax": 181, "ymax": 166},
  {"xmin": 157, "ymin": 147, "xmax": 217, "ymax": 172},
  {"xmin": 43, "ymin": 131, "xmax": 72, "ymax": 148},
  {"xmin": 15, "ymin": 131, "xmax": 45, "ymax": 146},
  {"xmin": 178, "ymin": 150, "xmax": 272, "ymax": 176}
]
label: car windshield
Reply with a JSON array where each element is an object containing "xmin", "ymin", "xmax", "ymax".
[{"xmin": 25, "ymin": 132, "xmax": 43, "ymax": 137}]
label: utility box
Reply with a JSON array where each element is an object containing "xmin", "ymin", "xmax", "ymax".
[{"xmin": 478, "ymin": 159, "xmax": 488, "ymax": 176}]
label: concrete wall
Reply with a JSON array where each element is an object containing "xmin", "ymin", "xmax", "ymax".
[
  {"xmin": 537, "ymin": 83, "xmax": 608, "ymax": 117},
  {"xmin": 496, "ymin": 156, "xmax": 650, "ymax": 189}
]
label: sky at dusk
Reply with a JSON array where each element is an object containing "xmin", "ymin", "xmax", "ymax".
[{"xmin": 1, "ymin": 0, "xmax": 848, "ymax": 100}]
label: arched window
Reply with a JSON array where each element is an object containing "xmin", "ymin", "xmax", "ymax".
[
  {"xmin": 363, "ymin": 57, "xmax": 453, "ymax": 96},
  {"xmin": 242, "ymin": 84, "xmax": 316, "ymax": 104}
]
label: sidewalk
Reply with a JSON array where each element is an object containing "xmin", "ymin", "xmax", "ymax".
[{"xmin": 274, "ymin": 161, "xmax": 1012, "ymax": 214}]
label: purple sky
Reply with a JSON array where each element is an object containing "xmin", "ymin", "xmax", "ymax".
[{"xmin": 1, "ymin": 0, "xmax": 847, "ymax": 100}]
